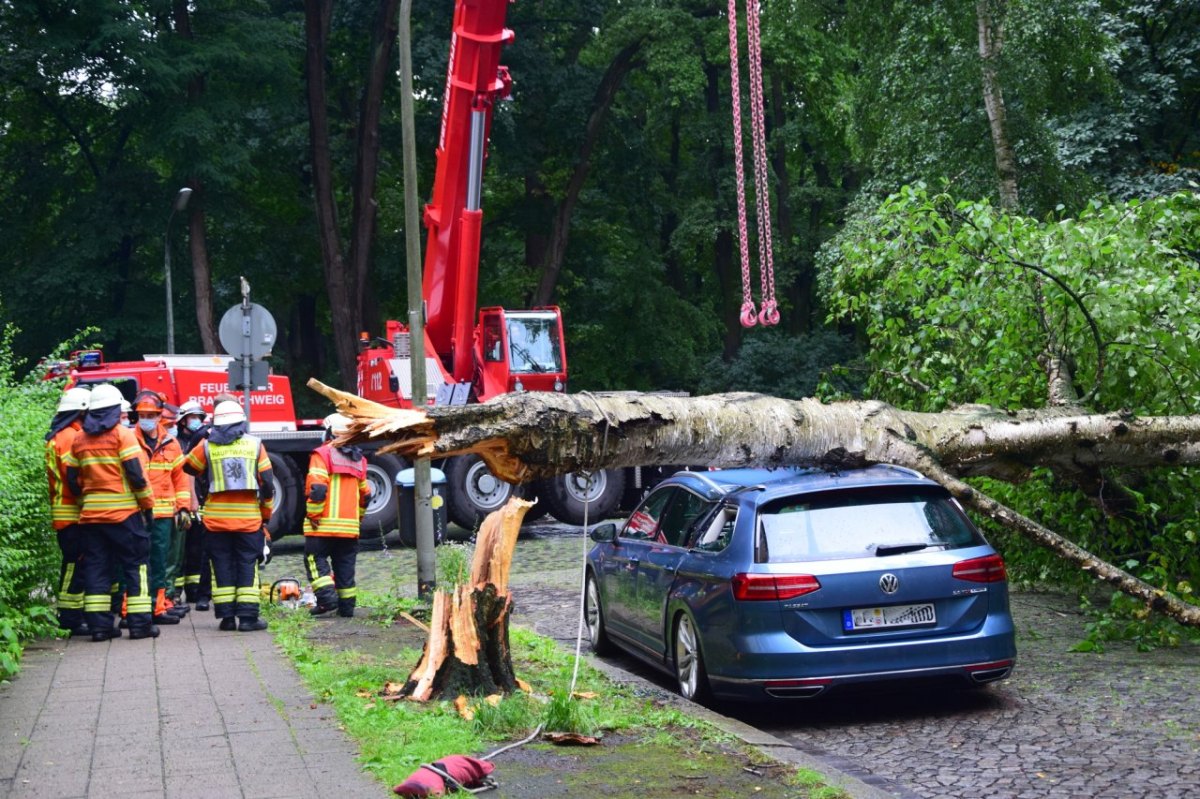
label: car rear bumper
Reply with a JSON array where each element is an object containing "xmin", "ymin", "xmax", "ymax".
[{"xmin": 705, "ymin": 619, "xmax": 1016, "ymax": 701}]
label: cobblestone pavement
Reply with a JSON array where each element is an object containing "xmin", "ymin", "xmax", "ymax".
[{"xmin": 270, "ymin": 522, "xmax": 1200, "ymax": 799}]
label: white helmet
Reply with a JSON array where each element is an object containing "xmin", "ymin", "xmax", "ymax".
[
  {"xmin": 120, "ymin": 399, "xmax": 131, "ymax": 413},
  {"xmin": 57, "ymin": 387, "xmax": 92, "ymax": 414},
  {"xmin": 323, "ymin": 412, "xmax": 352, "ymax": 436},
  {"xmin": 88, "ymin": 384, "xmax": 125, "ymax": 411},
  {"xmin": 178, "ymin": 400, "xmax": 205, "ymax": 419},
  {"xmin": 213, "ymin": 400, "xmax": 246, "ymax": 425}
]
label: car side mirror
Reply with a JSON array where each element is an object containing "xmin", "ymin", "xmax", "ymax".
[{"xmin": 589, "ymin": 522, "xmax": 617, "ymax": 543}]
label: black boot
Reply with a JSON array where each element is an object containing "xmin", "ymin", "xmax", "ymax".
[
  {"xmin": 91, "ymin": 628, "xmax": 121, "ymax": 642},
  {"xmin": 218, "ymin": 617, "xmax": 237, "ymax": 631},
  {"xmin": 238, "ymin": 617, "xmax": 269, "ymax": 632},
  {"xmin": 128, "ymin": 626, "xmax": 160, "ymax": 640}
]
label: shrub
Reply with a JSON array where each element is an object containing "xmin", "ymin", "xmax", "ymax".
[{"xmin": 0, "ymin": 323, "xmax": 79, "ymax": 678}]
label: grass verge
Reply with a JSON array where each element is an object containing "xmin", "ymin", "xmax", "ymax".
[{"xmin": 264, "ymin": 597, "xmax": 851, "ymax": 798}]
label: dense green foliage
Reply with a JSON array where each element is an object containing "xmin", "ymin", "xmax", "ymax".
[
  {"xmin": 821, "ymin": 186, "xmax": 1200, "ymax": 647},
  {"xmin": 0, "ymin": 325, "xmax": 68, "ymax": 679}
]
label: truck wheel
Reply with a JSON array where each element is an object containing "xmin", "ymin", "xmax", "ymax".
[
  {"xmin": 266, "ymin": 453, "xmax": 299, "ymax": 539},
  {"xmin": 445, "ymin": 454, "xmax": 522, "ymax": 531},
  {"xmin": 542, "ymin": 469, "xmax": 626, "ymax": 526},
  {"xmin": 361, "ymin": 453, "xmax": 404, "ymax": 539}
]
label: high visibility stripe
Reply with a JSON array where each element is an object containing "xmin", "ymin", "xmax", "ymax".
[
  {"xmin": 212, "ymin": 588, "xmax": 236, "ymax": 601},
  {"xmin": 127, "ymin": 597, "xmax": 153, "ymax": 613},
  {"xmin": 312, "ymin": 576, "xmax": 335, "ymax": 591},
  {"xmin": 336, "ymin": 587, "xmax": 357, "ymax": 599},
  {"xmin": 84, "ymin": 595, "xmax": 112, "ymax": 611},
  {"xmin": 235, "ymin": 589, "xmax": 261, "ymax": 603},
  {"xmin": 77, "ymin": 455, "xmax": 124, "ymax": 466},
  {"xmin": 184, "ymin": 574, "xmax": 201, "ymax": 585},
  {"xmin": 59, "ymin": 561, "xmax": 85, "ymax": 610},
  {"xmin": 173, "ymin": 576, "xmax": 185, "ymax": 588}
]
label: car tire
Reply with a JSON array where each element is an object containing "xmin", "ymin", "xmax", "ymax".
[
  {"xmin": 361, "ymin": 453, "xmax": 404, "ymax": 539},
  {"xmin": 445, "ymin": 454, "xmax": 523, "ymax": 531},
  {"xmin": 584, "ymin": 573, "xmax": 614, "ymax": 656},
  {"xmin": 266, "ymin": 453, "xmax": 299, "ymax": 539},
  {"xmin": 541, "ymin": 469, "xmax": 626, "ymax": 526},
  {"xmin": 674, "ymin": 612, "xmax": 712, "ymax": 703}
]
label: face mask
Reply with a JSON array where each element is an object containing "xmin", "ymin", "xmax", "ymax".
[
  {"xmin": 167, "ymin": 426, "xmax": 178, "ymax": 438},
  {"xmin": 138, "ymin": 418, "xmax": 158, "ymax": 433},
  {"xmin": 122, "ymin": 418, "xmax": 134, "ymax": 428},
  {"xmin": 186, "ymin": 418, "xmax": 203, "ymax": 432}
]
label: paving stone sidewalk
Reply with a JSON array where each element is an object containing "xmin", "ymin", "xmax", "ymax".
[{"xmin": 0, "ymin": 613, "xmax": 382, "ymax": 799}]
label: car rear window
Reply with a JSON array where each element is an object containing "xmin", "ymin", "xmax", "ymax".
[{"xmin": 757, "ymin": 485, "xmax": 984, "ymax": 563}]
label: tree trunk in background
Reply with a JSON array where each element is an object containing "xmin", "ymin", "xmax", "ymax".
[
  {"xmin": 188, "ymin": 197, "xmax": 218, "ymax": 353},
  {"xmin": 348, "ymin": 0, "xmax": 400, "ymax": 338},
  {"xmin": 769, "ymin": 70, "xmax": 808, "ymax": 331},
  {"xmin": 172, "ymin": 2, "xmax": 217, "ymax": 353},
  {"xmin": 977, "ymin": 0, "xmax": 1020, "ymax": 211},
  {"xmin": 305, "ymin": 0, "xmax": 359, "ymax": 388},
  {"xmin": 706, "ymin": 64, "xmax": 742, "ymax": 359},
  {"xmin": 532, "ymin": 41, "xmax": 642, "ymax": 306},
  {"xmin": 310, "ymin": 378, "xmax": 1200, "ymax": 630}
]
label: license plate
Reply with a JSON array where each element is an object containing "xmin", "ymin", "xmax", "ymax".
[{"xmin": 843, "ymin": 603, "xmax": 936, "ymax": 631}]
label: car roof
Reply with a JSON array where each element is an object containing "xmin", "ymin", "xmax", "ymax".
[{"xmin": 668, "ymin": 464, "xmax": 942, "ymax": 503}]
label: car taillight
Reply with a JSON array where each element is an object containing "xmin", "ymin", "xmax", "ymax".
[
  {"xmin": 952, "ymin": 554, "xmax": 1007, "ymax": 583},
  {"xmin": 732, "ymin": 573, "xmax": 821, "ymax": 601}
]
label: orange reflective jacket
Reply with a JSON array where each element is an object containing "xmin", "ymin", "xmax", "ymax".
[
  {"xmin": 136, "ymin": 426, "xmax": 190, "ymax": 518},
  {"xmin": 184, "ymin": 438, "xmax": 274, "ymax": 533},
  {"xmin": 64, "ymin": 425, "xmax": 154, "ymax": 523},
  {"xmin": 303, "ymin": 445, "xmax": 370, "ymax": 538},
  {"xmin": 46, "ymin": 423, "xmax": 81, "ymax": 530}
]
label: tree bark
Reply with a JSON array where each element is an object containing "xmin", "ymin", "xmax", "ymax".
[
  {"xmin": 304, "ymin": 0, "xmax": 359, "ymax": 388},
  {"xmin": 403, "ymin": 497, "xmax": 531, "ymax": 701},
  {"xmin": 532, "ymin": 41, "xmax": 643, "ymax": 306},
  {"xmin": 188, "ymin": 196, "xmax": 219, "ymax": 353},
  {"xmin": 348, "ymin": 0, "xmax": 400, "ymax": 336},
  {"xmin": 976, "ymin": 0, "xmax": 1020, "ymax": 211},
  {"xmin": 309, "ymin": 380, "xmax": 1200, "ymax": 628}
]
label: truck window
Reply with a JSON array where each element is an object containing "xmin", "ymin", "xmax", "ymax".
[{"xmin": 506, "ymin": 314, "xmax": 561, "ymax": 374}]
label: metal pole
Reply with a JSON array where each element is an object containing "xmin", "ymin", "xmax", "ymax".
[
  {"xmin": 240, "ymin": 276, "xmax": 253, "ymax": 424},
  {"xmin": 400, "ymin": 0, "xmax": 437, "ymax": 600}
]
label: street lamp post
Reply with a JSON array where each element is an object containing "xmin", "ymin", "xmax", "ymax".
[{"xmin": 164, "ymin": 187, "xmax": 193, "ymax": 354}]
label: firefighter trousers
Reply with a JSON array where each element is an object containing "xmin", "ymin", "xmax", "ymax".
[
  {"xmin": 182, "ymin": 519, "xmax": 211, "ymax": 603},
  {"xmin": 207, "ymin": 529, "xmax": 263, "ymax": 621},
  {"xmin": 148, "ymin": 517, "xmax": 175, "ymax": 592},
  {"xmin": 81, "ymin": 513, "xmax": 153, "ymax": 634},
  {"xmin": 55, "ymin": 525, "xmax": 85, "ymax": 630},
  {"xmin": 165, "ymin": 517, "xmax": 186, "ymax": 599},
  {"xmin": 304, "ymin": 536, "xmax": 358, "ymax": 615}
]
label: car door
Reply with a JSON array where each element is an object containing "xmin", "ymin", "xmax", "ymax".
[
  {"xmin": 604, "ymin": 487, "xmax": 674, "ymax": 640},
  {"xmin": 629, "ymin": 489, "xmax": 715, "ymax": 655}
]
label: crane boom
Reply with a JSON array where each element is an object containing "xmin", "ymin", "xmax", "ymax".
[{"xmin": 421, "ymin": 0, "xmax": 514, "ymax": 382}]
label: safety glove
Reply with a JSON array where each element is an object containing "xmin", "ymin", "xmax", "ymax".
[
  {"xmin": 258, "ymin": 530, "xmax": 272, "ymax": 567},
  {"xmin": 175, "ymin": 509, "xmax": 193, "ymax": 530}
]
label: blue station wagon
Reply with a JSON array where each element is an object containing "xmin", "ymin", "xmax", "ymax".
[{"xmin": 584, "ymin": 465, "xmax": 1016, "ymax": 703}]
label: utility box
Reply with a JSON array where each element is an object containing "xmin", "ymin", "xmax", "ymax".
[{"xmin": 396, "ymin": 467, "xmax": 447, "ymax": 548}]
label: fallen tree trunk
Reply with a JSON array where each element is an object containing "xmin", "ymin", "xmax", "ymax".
[{"xmin": 309, "ymin": 380, "xmax": 1200, "ymax": 628}]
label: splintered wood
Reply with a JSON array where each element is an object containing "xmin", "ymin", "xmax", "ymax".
[{"xmin": 402, "ymin": 497, "xmax": 534, "ymax": 701}]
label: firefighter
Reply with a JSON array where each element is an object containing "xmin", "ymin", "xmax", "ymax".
[
  {"xmin": 159, "ymin": 402, "xmax": 191, "ymax": 604},
  {"xmin": 176, "ymin": 400, "xmax": 211, "ymax": 609},
  {"xmin": 133, "ymin": 391, "xmax": 190, "ymax": 625},
  {"xmin": 45, "ymin": 386, "xmax": 92, "ymax": 635},
  {"xmin": 63, "ymin": 383, "xmax": 159, "ymax": 641},
  {"xmin": 304, "ymin": 413, "xmax": 370, "ymax": 617},
  {"xmin": 183, "ymin": 400, "xmax": 274, "ymax": 631}
]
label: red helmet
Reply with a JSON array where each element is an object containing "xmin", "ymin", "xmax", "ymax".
[{"xmin": 133, "ymin": 390, "xmax": 165, "ymax": 414}]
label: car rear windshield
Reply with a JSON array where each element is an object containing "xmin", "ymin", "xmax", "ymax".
[{"xmin": 757, "ymin": 485, "xmax": 984, "ymax": 563}]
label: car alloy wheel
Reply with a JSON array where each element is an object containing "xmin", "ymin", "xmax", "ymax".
[
  {"xmin": 674, "ymin": 613, "xmax": 709, "ymax": 702},
  {"xmin": 584, "ymin": 574, "xmax": 613, "ymax": 655}
]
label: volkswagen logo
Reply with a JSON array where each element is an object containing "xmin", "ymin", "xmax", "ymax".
[{"xmin": 879, "ymin": 573, "xmax": 900, "ymax": 594}]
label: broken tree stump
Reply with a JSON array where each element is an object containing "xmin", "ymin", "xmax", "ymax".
[{"xmin": 403, "ymin": 496, "xmax": 533, "ymax": 701}]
